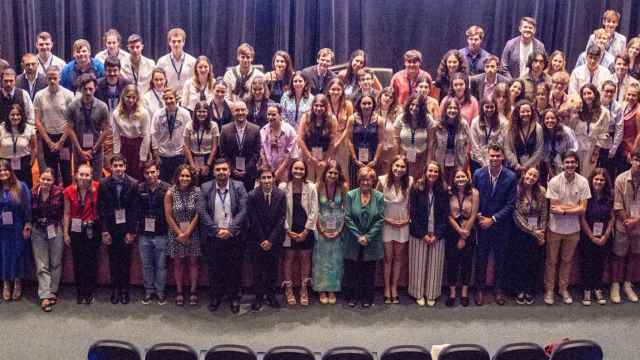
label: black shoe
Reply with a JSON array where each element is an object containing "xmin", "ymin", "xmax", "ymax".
[
  {"xmin": 142, "ymin": 293, "xmax": 153, "ymax": 305},
  {"xmin": 84, "ymin": 295, "xmax": 94, "ymax": 305},
  {"xmin": 266, "ymin": 294, "xmax": 280, "ymax": 308},
  {"xmin": 251, "ymin": 297, "xmax": 264, "ymax": 312},
  {"xmin": 461, "ymin": 297, "xmax": 470, "ymax": 307},
  {"xmin": 208, "ymin": 298, "xmax": 221, "ymax": 312},
  {"xmin": 361, "ymin": 301, "xmax": 372, "ymax": 309},
  {"xmin": 77, "ymin": 296, "xmax": 84, "ymax": 305},
  {"xmin": 347, "ymin": 299, "xmax": 357, "ymax": 307},
  {"xmin": 120, "ymin": 291, "xmax": 130, "ymax": 304},
  {"xmin": 446, "ymin": 297, "xmax": 456, "ymax": 307},
  {"xmin": 110, "ymin": 289, "xmax": 120, "ymax": 304},
  {"xmin": 157, "ymin": 294, "xmax": 167, "ymax": 305},
  {"xmin": 230, "ymin": 300, "xmax": 240, "ymax": 314}
]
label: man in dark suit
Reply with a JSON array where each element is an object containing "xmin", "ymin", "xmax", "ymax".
[
  {"xmin": 16, "ymin": 53, "xmax": 47, "ymax": 100},
  {"xmin": 469, "ymin": 56, "xmax": 509, "ymax": 101},
  {"xmin": 219, "ymin": 100, "xmax": 261, "ymax": 191},
  {"xmin": 472, "ymin": 144, "xmax": 517, "ymax": 306},
  {"xmin": 197, "ymin": 158, "xmax": 248, "ymax": 314},
  {"xmin": 301, "ymin": 48, "xmax": 336, "ymax": 95},
  {"xmin": 95, "ymin": 55, "xmax": 131, "ymax": 112},
  {"xmin": 247, "ymin": 166, "xmax": 286, "ymax": 311},
  {"xmin": 500, "ymin": 16, "xmax": 546, "ymax": 79},
  {"xmin": 98, "ymin": 154, "xmax": 139, "ymax": 304}
]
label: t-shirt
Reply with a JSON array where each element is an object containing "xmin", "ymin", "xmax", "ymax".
[
  {"xmin": 546, "ymin": 172, "xmax": 591, "ymax": 234},
  {"xmin": 33, "ymin": 86, "xmax": 75, "ymax": 134}
]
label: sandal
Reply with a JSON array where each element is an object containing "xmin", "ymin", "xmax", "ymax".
[
  {"xmin": 384, "ymin": 296, "xmax": 392, "ymax": 304},
  {"xmin": 392, "ymin": 296, "xmax": 400, "ymax": 304},
  {"xmin": 175, "ymin": 293, "xmax": 185, "ymax": 307},
  {"xmin": 49, "ymin": 295, "xmax": 58, "ymax": 305},
  {"xmin": 41, "ymin": 299, "xmax": 53, "ymax": 312},
  {"xmin": 189, "ymin": 293, "xmax": 199, "ymax": 306}
]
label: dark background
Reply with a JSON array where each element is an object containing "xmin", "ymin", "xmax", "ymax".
[{"xmin": 1, "ymin": 0, "xmax": 639, "ymax": 75}]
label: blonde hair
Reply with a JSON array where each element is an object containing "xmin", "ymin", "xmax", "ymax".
[
  {"xmin": 167, "ymin": 28, "xmax": 187, "ymax": 42},
  {"xmin": 465, "ymin": 25, "xmax": 485, "ymax": 39},
  {"xmin": 72, "ymin": 39, "xmax": 91, "ymax": 53},
  {"xmin": 115, "ymin": 84, "xmax": 144, "ymax": 120}
]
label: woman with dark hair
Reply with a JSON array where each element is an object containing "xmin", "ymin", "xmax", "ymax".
[
  {"xmin": 297, "ymin": 94, "xmax": 338, "ymax": 182},
  {"xmin": 509, "ymin": 79, "xmax": 527, "ymax": 107},
  {"xmin": 164, "ymin": 164, "xmax": 201, "ymax": 306},
  {"xmin": 415, "ymin": 76, "xmax": 442, "ymax": 119},
  {"xmin": 626, "ymin": 37, "xmax": 640, "ymax": 79},
  {"xmin": 579, "ymin": 168, "xmax": 614, "ymax": 305},
  {"xmin": 278, "ymin": 159, "xmax": 318, "ymax": 306},
  {"xmin": 244, "ymin": 76, "xmax": 271, "ymax": 128},
  {"xmin": 210, "ymin": 78, "xmax": 234, "ymax": 129},
  {"xmin": 441, "ymin": 72, "xmax": 478, "ymax": 123},
  {"xmin": 143, "ymin": 67, "xmax": 167, "ymax": 118},
  {"xmin": 394, "ymin": 94, "xmax": 433, "ymax": 179},
  {"xmin": 280, "ymin": 71, "xmax": 314, "ymax": 128},
  {"xmin": 0, "ymin": 103, "xmax": 37, "ymax": 187},
  {"xmin": 408, "ymin": 161, "xmax": 449, "ymax": 306},
  {"xmin": 0, "ymin": 159, "xmax": 31, "ymax": 302},
  {"xmin": 259, "ymin": 103, "xmax": 298, "ymax": 184},
  {"xmin": 265, "ymin": 50, "xmax": 294, "ymax": 103},
  {"xmin": 534, "ymin": 82, "xmax": 551, "ymax": 118},
  {"xmin": 511, "ymin": 166, "xmax": 548, "ymax": 305},
  {"xmin": 376, "ymin": 155, "xmax": 412, "ymax": 304},
  {"xmin": 470, "ymin": 97, "xmax": 508, "ymax": 174},
  {"xmin": 184, "ymin": 101, "xmax": 219, "ymax": 184},
  {"xmin": 376, "ymin": 87, "xmax": 401, "ymax": 174},
  {"xmin": 545, "ymin": 50, "xmax": 567, "ymax": 77},
  {"xmin": 542, "ymin": 108, "xmax": 578, "ymax": 180},
  {"xmin": 445, "ymin": 168, "xmax": 479, "ymax": 307},
  {"xmin": 433, "ymin": 98, "xmax": 471, "ymax": 182},
  {"xmin": 181, "ymin": 55, "xmax": 215, "ymax": 112},
  {"xmin": 435, "ymin": 50, "xmax": 468, "ymax": 101},
  {"xmin": 505, "ymin": 100, "xmax": 544, "ymax": 173},
  {"xmin": 113, "ymin": 84, "xmax": 151, "ymax": 181},
  {"xmin": 325, "ymin": 78, "xmax": 353, "ymax": 183},
  {"xmin": 313, "ymin": 160, "xmax": 348, "ymax": 304},
  {"xmin": 493, "ymin": 82, "xmax": 512, "ymax": 121},
  {"xmin": 338, "ymin": 49, "xmax": 382, "ymax": 98},
  {"xmin": 346, "ymin": 94, "xmax": 384, "ymax": 181}
]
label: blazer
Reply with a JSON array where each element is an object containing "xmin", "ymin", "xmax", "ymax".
[
  {"xmin": 247, "ymin": 186, "xmax": 286, "ymax": 254},
  {"xmin": 279, "ymin": 181, "xmax": 319, "ymax": 237},
  {"xmin": 469, "ymin": 73, "xmax": 509, "ymax": 101},
  {"xmin": 98, "ymin": 174, "xmax": 139, "ymax": 234},
  {"xmin": 343, "ymin": 188, "xmax": 384, "ymax": 261},
  {"xmin": 500, "ymin": 36, "xmax": 546, "ymax": 79},
  {"xmin": 409, "ymin": 185, "xmax": 450, "ymax": 239},
  {"xmin": 16, "ymin": 73, "xmax": 47, "ymax": 100},
  {"xmin": 197, "ymin": 178, "xmax": 248, "ymax": 239},
  {"xmin": 472, "ymin": 166, "xmax": 518, "ymax": 228},
  {"xmin": 301, "ymin": 65, "xmax": 336, "ymax": 95},
  {"xmin": 95, "ymin": 76, "xmax": 131, "ymax": 107},
  {"xmin": 219, "ymin": 121, "xmax": 261, "ymax": 184}
]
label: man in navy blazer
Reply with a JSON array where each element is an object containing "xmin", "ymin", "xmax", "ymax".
[
  {"xmin": 197, "ymin": 157, "xmax": 248, "ymax": 313},
  {"xmin": 472, "ymin": 144, "xmax": 517, "ymax": 305},
  {"xmin": 469, "ymin": 56, "xmax": 509, "ymax": 101},
  {"xmin": 500, "ymin": 16, "xmax": 546, "ymax": 79}
]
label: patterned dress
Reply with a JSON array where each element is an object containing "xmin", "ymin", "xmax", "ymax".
[
  {"xmin": 312, "ymin": 192, "xmax": 345, "ymax": 292},
  {"xmin": 167, "ymin": 186, "xmax": 201, "ymax": 258}
]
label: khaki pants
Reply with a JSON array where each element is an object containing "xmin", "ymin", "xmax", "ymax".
[{"xmin": 544, "ymin": 230, "xmax": 580, "ymax": 292}]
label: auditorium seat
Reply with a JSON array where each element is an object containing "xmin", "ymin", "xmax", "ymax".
[
  {"xmin": 329, "ymin": 63, "xmax": 348, "ymax": 73},
  {"xmin": 144, "ymin": 343, "xmax": 198, "ymax": 360},
  {"xmin": 438, "ymin": 344, "xmax": 490, "ymax": 360},
  {"xmin": 380, "ymin": 345, "xmax": 431, "ymax": 360},
  {"xmin": 321, "ymin": 346, "xmax": 373, "ymax": 360},
  {"xmin": 88, "ymin": 340, "xmax": 141, "ymax": 360},
  {"xmin": 205, "ymin": 344, "xmax": 257, "ymax": 360},
  {"xmin": 492, "ymin": 343, "xmax": 545, "ymax": 360},
  {"xmin": 368, "ymin": 67, "xmax": 393, "ymax": 88},
  {"xmin": 549, "ymin": 340, "xmax": 603, "ymax": 360},
  {"xmin": 264, "ymin": 346, "xmax": 316, "ymax": 360}
]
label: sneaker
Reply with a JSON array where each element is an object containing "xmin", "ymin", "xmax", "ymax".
[
  {"xmin": 611, "ymin": 282, "xmax": 621, "ymax": 304},
  {"xmin": 516, "ymin": 292, "xmax": 526, "ymax": 305},
  {"xmin": 623, "ymin": 281, "xmax": 639, "ymax": 303},
  {"xmin": 560, "ymin": 290, "xmax": 573, "ymax": 305},
  {"xmin": 525, "ymin": 294, "xmax": 535, "ymax": 305},
  {"xmin": 157, "ymin": 294, "xmax": 167, "ymax": 306},
  {"xmin": 582, "ymin": 290, "xmax": 592, "ymax": 306},
  {"xmin": 426, "ymin": 299, "xmax": 436, "ymax": 307},
  {"xmin": 594, "ymin": 289, "xmax": 606, "ymax": 305},
  {"xmin": 544, "ymin": 291, "xmax": 554, "ymax": 305},
  {"xmin": 141, "ymin": 293, "xmax": 153, "ymax": 305},
  {"xmin": 416, "ymin": 297, "xmax": 426, "ymax": 306}
]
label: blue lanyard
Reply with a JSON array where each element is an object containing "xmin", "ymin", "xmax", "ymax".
[{"xmin": 170, "ymin": 55, "xmax": 185, "ymax": 81}]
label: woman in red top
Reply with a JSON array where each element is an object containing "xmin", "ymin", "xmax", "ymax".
[{"xmin": 63, "ymin": 163, "xmax": 100, "ymax": 305}]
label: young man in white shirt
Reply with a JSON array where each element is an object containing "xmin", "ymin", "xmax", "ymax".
[
  {"xmin": 120, "ymin": 34, "xmax": 156, "ymax": 94},
  {"xmin": 156, "ymin": 28, "xmax": 196, "ymax": 93},
  {"xmin": 585, "ymin": 10, "xmax": 627, "ymax": 57},
  {"xmin": 95, "ymin": 29, "xmax": 130, "ymax": 64},
  {"xmin": 150, "ymin": 88, "xmax": 190, "ymax": 182},
  {"xmin": 34, "ymin": 32, "xmax": 66, "ymax": 75},
  {"xmin": 569, "ymin": 44, "xmax": 614, "ymax": 96},
  {"xmin": 223, "ymin": 43, "xmax": 263, "ymax": 100}
]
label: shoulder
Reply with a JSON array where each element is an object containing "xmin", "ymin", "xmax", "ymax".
[
  {"xmin": 230, "ymin": 179, "xmax": 245, "ymax": 190},
  {"xmin": 278, "ymin": 182, "xmax": 288, "ymax": 191}
]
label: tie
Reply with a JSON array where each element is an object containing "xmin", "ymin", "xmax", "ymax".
[{"xmin": 265, "ymin": 193, "xmax": 271, "ymax": 206}]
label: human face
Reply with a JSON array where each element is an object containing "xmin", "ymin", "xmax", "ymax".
[
  {"xmin": 0, "ymin": 166, "xmax": 10, "ymax": 182},
  {"xmin": 291, "ymin": 161, "xmax": 306, "ymax": 180},
  {"xmin": 550, "ymin": 54, "xmax": 565, "ymax": 72},
  {"xmin": 603, "ymin": 17, "xmax": 619, "ymax": 34},
  {"xmin": 39, "ymin": 171, "xmax": 54, "ymax": 190},
  {"xmin": 495, "ymin": 93, "xmax": 508, "ymax": 109},
  {"xmin": 9, "ymin": 108, "xmax": 21, "ymax": 128},
  {"xmin": 543, "ymin": 111, "xmax": 558, "ymax": 129},
  {"xmin": 195, "ymin": 106, "xmax": 209, "ymax": 121},
  {"xmin": 359, "ymin": 174, "xmax": 373, "ymax": 191},
  {"xmin": 519, "ymin": 21, "xmax": 535, "ymax": 40},
  {"xmin": 592, "ymin": 173, "xmax": 606, "ymax": 192},
  {"xmin": 325, "ymin": 166, "xmax": 339, "ymax": 184},
  {"xmin": 404, "ymin": 58, "xmax": 421, "ymax": 75},
  {"xmin": 391, "ymin": 159, "xmax": 407, "ymax": 179},
  {"xmin": 519, "ymin": 104, "xmax": 532, "ymax": 123},
  {"xmin": 581, "ymin": 87, "xmax": 595, "ymax": 106},
  {"xmin": 266, "ymin": 106, "xmax": 281, "ymax": 126},
  {"xmin": 484, "ymin": 60, "xmax": 497, "ymax": 78},
  {"xmin": 196, "ymin": 61, "xmax": 210, "ymax": 78},
  {"xmin": 563, "ymin": 156, "xmax": 578, "ymax": 174},
  {"xmin": 446, "ymin": 55, "xmax": 460, "ymax": 73},
  {"xmin": 2, "ymin": 73, "xmax": 15, "ymax": 92},
  {"xmin": 127, "ymin": 41, "xmax": 144, "ymax": 59},
  {"xmin": 237, "ymin": 53, "xmax": 253, "ymax": 71},
  {"xmin": 123, "ymin": 90, "xmax": 138, "ymax": 109},
  {"xmin": 453, "ymin": 171, "xmax": 469, "ymax": 190},
  {"xmin": 144, "ymin": 165, "xmax": 159, "ymax": 185},
  {"xmin": 106, "ymin": 65, "xmax": 120, "ymax": 81},
  {"xmin": 535, "ymin": 87, "xmax": 547, "ymax": 106},
  {"xmin": 488, "ymin": 149, "xmax": 504, "ymax": 168},
  {"xmin": 452, "ymin": 78, "xmax": 465, "ymax": 97},
  {"xmin": 614, "ymin": 58, "xmax": 628, "ymax": 78},
  {"xmin": 426, "ymin": 164, "xmax": 440, "ymax": 184},
  {"xmin": 586, "ymin": 53, "xmax": 600, "ymax": 71},
  {"xmin": 75, "ymin": 166, "xmax": 92, "ymax": 188},
  {"xmin": 626, "ymin": 88, "xmax": 639, "ymax": 105},
  {"xmin": 358, "ymin": 73, "xmax": 373, "ymax": 90},
  {"xmin": 111, "ymin": 160, "xmax": 126, "ymax": 177},
  {"xmin": 168, "ymin": 35, "xmax": 185, "ymax": 55},
  {"xmin": 273, "ymin": 55, "xmax": 287, "ymax": 73},
  {"xmin": 213, "ymin": 84, "xmax": 226, "ymax": 100},
  {"xmin": 416, "ymin": 81, "xmax": 430, "ymax": 96},
  {"xmin": 601, "ymin": 84, "xmax": 615, "ymax": 105},
  {"xmin": 36, "ymin": 37, "xmax": 53, "ymax": 56},
  {"xmin": 380, "ymin": 92, "xmax": 393, "ymax": 108},
  {"xmin": 81, "ymin": 81, "xmax": 96, "ymax": 101},
  {"xmin": 351, "ymin": 55, "xmax": 365, "ymax": 72},
  {"xmin": 482, "ymin": 102, "xmax": 496, "ymax": 116},
  {"xmin": 259, "ymin": 172, "xmax": 274, "ymax": 192},
  {"xmin": 214, "ymin": 163, "xmax": 230, "ymax": 183},
  {"xmin": 292, "ymin": 74, "xmax": 305, "ymax": 92},
  {"xmin": 466, "ymin": 34, "xmax": 482, "ymax": 53},
  {"xmin": 552, "ymin": 79, "xmax": 567, "ymax": 95},
  {"xmin": 446, "ymin": 101, "xmax": 459, "ymax": 118},
  {"xmin": 360, "ymin": 96, "xmax": 374, "ymax": 114},
  {"xmin": 152, "ymin": 72, "xmax": 167, "ymax": 91},
  {"xmin": 595, "ymin": 33, "xmax": 610, "ymax": 49},
  {"xmin": 509, "ymin": 81, "xmax": 522, "ymax": 99},
  {"xmin": 105, "ymin": 35, "xmax": 120, "ymax": 55},
  {"xmin": 531, "ymin": 55, "xmax": 545, "ymax": 74},
  {"xmin": 251, "ymin": 83, "xmax": 265, "ymax": 99},
  {"xmin": 317, "ymin": 54, "xmax": 333, "ymax": 71},
  {"xmin": 408, "ymin": 98, "xmax": 419, "ymax": 115},
  {"xmin": 163, "ymin": 92, "xmax": 177, "ymax": 110},
  {"xmin": 232, "ymin": 102, "xmax": 248, "ymax": 122},
  {"xmin": 312, "ymin": 100, "xmax": 326, "ymax": 116},
  {"xmin": 523, "ymin": 168, "xmax": 539, "ymax": 187},
  {"xmin": 22, "ymin": 56, "xmax": 38, "ymax": 76},
  {"xmin": 629, "ymin": 44, "xmax": 640, "ymax": 59},
  {"xmin": 328, "ymin": 83, "xmax": 343, "ymax": 99},
  {"xmin": 74, "ymin": 46, "xmax": 90, "ymax": 66},
  {"xmin": 178, "ymin": 169, "xmax": 192, "ymax": 189},
  {"xmin": 631, "ymin": 156, "xmax": 640, "ymax": 173}
]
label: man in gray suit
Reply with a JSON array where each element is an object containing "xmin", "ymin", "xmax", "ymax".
[
  {"xmin": 500, "ymin": 17, "xmax": 546, "ymax": 79},
  {"xmin": 469, "ymin": 56, "xmax": 509, "ymax": 101}
]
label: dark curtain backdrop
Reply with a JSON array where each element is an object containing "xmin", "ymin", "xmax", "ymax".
[{"xmin": 1, "ymin": 0, "xmax": 639, "ymax": 76}]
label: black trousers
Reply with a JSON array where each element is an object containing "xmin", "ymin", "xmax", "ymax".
[
  {"xmin": 159, "ymin": 155, "xmax": 185, "ymax": 182},
  {"xmin": 70, "ymin": 230, "xmax": 100, "ymax": 298},
  {"xmin": 107, "ymin": 231, "xmax": 132, "ymax": 291},
  {"xmin": 475, "ymin": 226, "xmax": 508, "ymax": 290},
  {"xmin": 445, "ymin": 227, "xmax": 474, "ymax": 287},
  {"xmin": 509, "ymin": 227, "xmax": 543, "ymax": 295},
  {"xmin": 207, "ymin": 236, "xmax": 245, "ymax": 301},
  {"xmin": 253, "ymin": 249, "xmax": 279, "ymax": 297},
  {"xmin": 43, "ymin": 133, "xmax": 73, "ymax": 186},
  {"xmin": 344, "ymin": 258, "xmax": 376, "ymax": 302},
  {"xmin": 579, "ymin": 233, "xmax": 609, "ymax": 291}
]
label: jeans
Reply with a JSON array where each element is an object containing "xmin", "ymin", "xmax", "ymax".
[
  {"xmin": 138, "ymin": 234, "xmax": 168, "ymax": 296},
  {"xmin": 31, "ymin": 224, "xmax": 64, "ymax": 299}
]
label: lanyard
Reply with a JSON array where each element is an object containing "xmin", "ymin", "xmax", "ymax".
[
  {"xmin": 235, "ymin": 126, "xmax": 246, "ymax": 152},
  {"xmin": 217, "ymin": 188, "xmax": 228, "ymax": 218},
  {"xmin": 131, "ymin": 64, "xmax": 139, "ymax": 86},
  {"xmin": 195, "ymin": 127, "xmax": 205, "ymax": 152},
  {"xmin": 212, "ymin": 101, "xmax": 223, "ymax": 119},
  {"xmin": 456, "ymin": 193, "xmax": 466, "ymax": 217},
  {"xmin": 167, "ymin": 112, "xmax": 176, "ymax": 139},
  {"xmin": 170, "ymin": 55, "xmax": 185, "ymax": 82},
  {"xmin": 152, "ymin": 90, "xmax": 164, "ymax": 108},
  {"xmin": 82, "ymin": 103, "xmax": 93, "ymax": 129},
  {"xmin": 10, "ymin": 131, "xmax": 19, "ymax": 155},
  {"xmin": 483, "ymin": 123, "xmax": 494, "ymax": 144},
  {"xmin": 37, "ymin": 55, "xmax": 53, "ymax": 73},
  {"xmin": 426, "ymin": 191, "xmax": 435, "ymax": 218},
  {"xmin": 410, "ymin": 125, "xmax": 417, "ymax": 145}
]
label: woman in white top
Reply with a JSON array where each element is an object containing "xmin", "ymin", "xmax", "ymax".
[
  {"xmin": 143, "ymin": 67, "xmax": 167, "ymax": 119},
  {"xmin": 375, "ymin": 87, "xmax": 401, "ymax": 174},
  {"xmin": 181, "ymin": 56, "xmax": 215, "ymax": 112},
  {"xmin": 376, "ymin": 155, "xmax": 412, "ymax": 304},
  {"xmin": 0, "ymin": 104, "xmax": 37, "ymax": 187},
  {"xmin": 112, "ymin": 84, "xmax": 151, "ymax": 181},
  {"xmin": 470, "ymin": 97, "xmax": 508, "ymax": 174},
  {"xmin": 184, "ymin": 101, "xmax": 219, "ymax": 184}
]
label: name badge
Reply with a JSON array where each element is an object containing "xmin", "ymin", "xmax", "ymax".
[
  {"xmin": 631, "ymin": 203, "xmax": 640, "ymax": 218},
  {"xmin": 179, "ymin": 221, "xmax": 190, "ymax": 232},
  {"xmin": 283, "ymin": 236, "xmax": 291, "ymax": 248},
  {"xmin": 325, "ymin": 215, "xmax": 338, "ymax": 231},
  {"xmin": 47, "ymin": 224, "xmax": 57, "ymax": 239},
  {"xmin": 527, "ymin": 216, "xmax": 538, "ymax": 228},
  {"xmin": 406, "ymin": 148, "xmax": 417, "ymax": 163},
  {"xmin": 144, "ymin": 217, "xmax": 156, "ymax": 232},
  {"xmin": 445, "ymin": 151, "xmax": 455, "ymax": 167},
  {"xmin": 592, "ymin": 222, "xmax": 604, "ymax": 236},
  {"xmin": 82, "ymin": 133, "xmax": 94, "ymax": 148},
  {"xmin": 60, "ymin": 147, "xmax": 71, "ymax": 161},
  {"xmin": 115, "ymin": 209, "xmax": 126, "ymax": 224},
  {"xmin": 71, "ymin": 218, "xmax": 83, "ymax": 233},
  {"xmin": 312, "ymin": 146, "xmax": 323, "ymax": 160},
  {"xmin": 358, "ymin": 147, "xmax": 370, "ymax": 163},
  {"xmin": 10, "ymin": 157, "xmax": 21, "ymax": 170},
  {"xmin": 194, "ymin": 155, "xmax": 205, "ymax": 167},
  {"xmin": 1, "ymin": 211, "xmax": 13, "ymax": 225},
  {"xmin": 427, "ymin": 221, "xmax": 434, "ymax": 234},
  {"xmin": 235, "ymin": 156, "xmax": 246, "ymax": 171}
]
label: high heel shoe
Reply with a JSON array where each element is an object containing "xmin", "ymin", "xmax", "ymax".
[
  {"xmin": 299, "ymin": 278, "xmax": 311, "ymax": 306},
  {"xmin": 12, "ymin": 280, "xmax": 22, "ymax": 301},
  {"xmin": 3, "ymin": 281, "xmax": 11, "ymax": 301},
  {"xmin": 283, "ymin": 281, "xmax": 296, "ymax": 306}
]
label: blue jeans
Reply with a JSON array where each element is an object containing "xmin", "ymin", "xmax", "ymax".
[{"xmin": 138, "ymin": 235, "xmax": 168, "ymax": 296}]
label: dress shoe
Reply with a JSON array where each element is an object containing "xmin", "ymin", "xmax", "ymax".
[
  {"xmin": 361, "ymin": 301, "xmax": 372, "ymax": 309},
  {"xmin": 208, "ymin": 298, "xmax": 221, "ymax": 312},
  {"xmin": 251, "ymin": 298, "xmax": 264, "ymax": 312},
  {"xmin": 461, "ymin": 296, "xmax": 470, "ymax": 307},
  {"xmin": 474, "ymin": 290, "xmax": 484, "ymax": 306},
  {"xmin": 84, "ymin": 295, "xmax": 94, "ymax": 305},
  {"xmin": 266, "ymin": 294, "xmax": 280, "ymax": 308},
  {"xmin": 77, "ymin": 296, "xmax": 84, "ymax": 305},
  {"xmin": 120, "ymin": 291, "xmax": 130, "ymax": 304},
  {"xmin": 230, "ymin": 300, "xmax": 241, "ymax": 314},
  {"xmin": 495, "ymin": 292, "xmax": 506, "ymax": 306},
  {"xmin": 445, "ymin": 297, "xmax": 456, "ymax": 307},
  {"xmin": 347, "ymin": 298, "xmax": 357, "ymax": 307},
  {"xmin": 110, "ymin": 289, "xmax": 120, "ymax": 304}
]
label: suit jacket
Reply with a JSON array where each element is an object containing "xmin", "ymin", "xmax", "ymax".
[
  {"xmin": 472, "ymin": 166, "xmax": 517, "ymax": 228},
  {"xmin": 469, "ymin": 73, "xmax": 509, "ymax": 101},
  {"xmin": 343, "ymin": 188, "xmax": 385, "ymax": 261},
  {"xmin": 16, "ymin": 73, "xmax": 47, "ymax": 100},
  {"xmin": 197, "ymin": 178, "xmax": 248, "ymax": 239},
  {"xmin": 301, "ymin": 65, "xmax": 336, "ymax": 95},
  {"xmin": 247, "ymin": 187, "xmax": 286, "ymax": 253},
  {"xmin": 219, "ymin": 121, "xmax": 261, "ymax": 186},
  {"xmin": 98, "ymin": 174, "xmax": 139, "ymax": 234},
  {"xmin": 409, "ymin": 185, "xmax": 450, "ymax": 239},
  {"xmin": 500, "ymin": 36, "xmax": 546, "ymax": 79},
  {"xmin": 95, "ymin": 76, "xmax": 131, "ymax": 109}
]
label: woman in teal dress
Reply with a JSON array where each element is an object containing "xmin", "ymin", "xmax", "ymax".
[{"xmin": 313, "ymin": 160, "xmax": 349, "ymax": 305}]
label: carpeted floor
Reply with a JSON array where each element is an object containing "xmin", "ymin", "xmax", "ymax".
[{"xmin": 0, "ymin": 285, "xmax": 636, "ymax": 359}]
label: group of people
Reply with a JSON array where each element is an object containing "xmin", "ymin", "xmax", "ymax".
[{"xmin": 1, "ymin": 9, "xmax": 640, "ymax": 314}]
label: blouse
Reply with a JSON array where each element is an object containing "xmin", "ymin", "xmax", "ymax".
[
  {"xmin": 181, "ymin": 79, "xmax": 214, "ymax": 111},
  {"xmin": 504, "ymin": 123, "xmax": 545, "ymax": 169},
  {"xmin": 433, "ymin": 119, "xmax": 471, "ymax": 168},
  {"xmin": 513, "ymin": 186, "xmax": 549, "ymax": 236},
  {"xmin": 112, "ymin": 109, "xmax": 152, "ymax": 161},
  {"xmin": 0, "ymin": 124, "xmax": 35, "ymax": 159},
  {"xmin": 394, "ymin": 114, "xmax": 431, "ymax": 155},
  {"xmin": 31, "ymin": 184, "xmax": 64, "ymax": 226},
  {"xmin": 280, "ymin": 92, "xmax": 314, "ymax": 128},
  {"xmin": 469, "ymin": 116, "xmax": 508, "ymax": 166},
  {"xmin": 260, "ymin": 122, "xmax": 298, "ymax": 171},
  {"xmin": 142, "ymin": 89, "xmax": 164, "ymax": 120},
  {"xmin": 63, "ymin": 181, "xmax": 100, "ymax": 222},
  {"xmin": 184, "ymin": 120, "xmax": 220, "ymax": 157}
]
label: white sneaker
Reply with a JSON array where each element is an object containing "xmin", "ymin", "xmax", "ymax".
[
  {"xmin": 426, "ymin": 299, "xmax": 436, "ymax": 307},
  {"xmin": 560, "ymin": 290, "xmax": 573, "ymax": 305},
  {"xmin": 544, "ymin": 290, "xmax": 555, "ymax": 305},
  {"xmin": 582, "ymin": 290, "xmax": 592, "ymax": 306},
  {"xmin": 611, "ymin": 282, "xmax": 621, "ymax": 304},
  {"xmin": 594, "ymin": 289, "xmax": 606, "ymax": 305},
  {"xmin": 623, "ymin": 281, "xmax": 639, "ymax": 303},
  {"xmin": 416, "ymin": 297, "xmax": 426, "ymax": 306}
]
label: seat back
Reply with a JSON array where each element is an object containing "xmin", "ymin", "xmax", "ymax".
[
  {"xmin": 205, "ymin": 344, "xmax": 257, "ymax": 360},
  {"xmin": 493, "ymin": 343, "xmax": 545, "ymax": 360},
  {"xmin": 264, "ymin": 346, "xmax": 316, "ymax": 360},
  {"xmin": 368, "ymin": 67, "xmax": 393, "ymax": 88},
  {"xmin": 145, "ymin": 343, "xmax": 198, "ymax": 360},
  {"xmin": 88, "ymin": 340, "xmax": 141, "ymax": 360},
  {"xmin": 550, "ymin": 340, "xmax": 603, "ymax": 360},
  {"xmin": 322, "ymin": 346, "xmax": 373, "ymax": 360},
  {"xmin": 381, "ymin": 345, "xmax": 431, "ymax": 360},
  {"xmin": 329, "ymin": 63, "xmax": 348, "ymax": 73},
  {"xmin": 439, "ymin": 344, "xmax": 490, "ymax": 360}
]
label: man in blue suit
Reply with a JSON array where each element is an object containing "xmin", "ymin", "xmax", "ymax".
[{"xmin": 472, "ymin": 144, "xmax": 518, "ymax": 305}]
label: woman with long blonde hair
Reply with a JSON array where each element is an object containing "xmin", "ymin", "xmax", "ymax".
[{"xmin": 113, "ymin": 84, "xmax": 151, "ymax": 180}]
